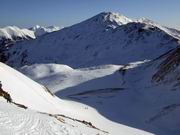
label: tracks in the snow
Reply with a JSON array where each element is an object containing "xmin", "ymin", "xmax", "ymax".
[{"xmin": 0, "ymin": 108, "xmax": 78, "ymax": 135}]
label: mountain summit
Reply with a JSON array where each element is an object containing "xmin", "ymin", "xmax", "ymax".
[{"xmin": 86, "ymin": 12, "xmax": 132, "ymax": 28}]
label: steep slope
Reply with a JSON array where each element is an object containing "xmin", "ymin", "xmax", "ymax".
[
  {"xmin": 0, "ymin": 62, "xmax": 63, "ymax": 113},
  {"xmin": 6, "ymin": 12, "xmax": 180, "ymax": 68},
  {"xmin": 30, "ymin": 25, "xmax": 61, "ymax": 37}
]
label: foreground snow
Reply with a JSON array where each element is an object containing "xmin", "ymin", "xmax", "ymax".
[
  {"xmin": 0, "ymin": 101, "xmax": 80, "ymax": 135},
  {"xmin": 0, "ymin": 101, "xmax": 111, "ymax": 135}
]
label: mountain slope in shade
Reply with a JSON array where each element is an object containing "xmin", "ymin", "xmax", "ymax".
[
  {"xmin": 30, "ymin": 25, "xmax": 61, "ymax": 37},
  {"xmin": 5, "ymin": 12, "xmax": 180, "ymax": 68}
]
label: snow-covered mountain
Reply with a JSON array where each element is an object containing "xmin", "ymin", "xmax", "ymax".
[
  {"xmin": 0, "ymin": 26, "xmax": 35, "ymax": 62},
  {"xmin": 137, "ymin": 18, "xmax": 180, "ymax": 39},
  {"xmin": 1, "ymin": 11, "xmax": 180, "ymax": 135},
  {"xmin": 29, "ymin": 25, "xmax": 61, "ymax": 37},
  {"xmin": 0, "ymin": 26, "xmax": 35, "ymax": 41},
  {"xmin": 0, "ymin": 26, "xmax": 35, "ymax": 49},
  {"xmin": 4, "ymin": 12, "xmax": 180, "ymax": 68}
]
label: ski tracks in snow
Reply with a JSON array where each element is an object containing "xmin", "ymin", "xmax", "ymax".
[{"xmin": 0, "ymin": 103, "xmax": 86, "ymax": 135}]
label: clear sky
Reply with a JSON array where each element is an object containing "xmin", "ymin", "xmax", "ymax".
[{"xmin": 0, "ymin": 0, "xmax": 180, "ymax": 30}]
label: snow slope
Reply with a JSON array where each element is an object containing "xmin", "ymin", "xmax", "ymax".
[
  {"xmin": 6, "ymin": 12, "xmax": 180, "ymax": 68},
  {"xmin": 0, "ymin": 101, "xmax": 89, "ymax": 135}
]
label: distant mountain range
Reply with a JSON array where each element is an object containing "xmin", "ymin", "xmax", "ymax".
[{"xmin": 0, "ymin": 25, "xmax": 61, "ymax": 62}]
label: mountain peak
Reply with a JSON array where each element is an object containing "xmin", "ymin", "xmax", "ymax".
[
  {"xmin": 76, "ymin": 12, "xmax": 132, "ymax": 30},
  {"xmin": 92, "ymin": 12, "xmax": 132, "ymax": 26}
]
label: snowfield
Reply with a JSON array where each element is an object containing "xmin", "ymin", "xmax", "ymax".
[{"xmin": 0, "ymin": 101, "xmax": 84, "ymax": 135}]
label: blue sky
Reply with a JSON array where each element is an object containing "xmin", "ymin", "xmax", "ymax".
[{"xmin": 0, "ymin": 0, "xmax": 180, "ymax": 29}]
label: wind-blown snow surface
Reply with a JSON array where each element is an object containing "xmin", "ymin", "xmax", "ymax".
[
  {"xmin": 0, "ymin": 62, "xmax": 152, "ymax": 135},
  {"xmin": 0, "ymin": 101, "xmax": 88, "ymax": 135},
  {"xmin": 6, "ymin": 12, "xmax": 180, "ymax": 68}
]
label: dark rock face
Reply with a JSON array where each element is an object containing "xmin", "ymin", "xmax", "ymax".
[
  {"xmin": 0, "ymin": 36, "xmax": 33, "ymax": 63},
  {"xmin": 152, "ymin": 47, "xmax": 180, "ymax": 82}
]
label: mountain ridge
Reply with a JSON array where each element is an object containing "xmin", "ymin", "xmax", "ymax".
[{"xmin": 4, "ymin": 12, "xmax": 180, "ymax": 68}]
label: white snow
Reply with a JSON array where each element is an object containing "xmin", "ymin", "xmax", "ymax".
[
  {"xmin": 21, "ymin": 64, "xmax": 123, "ymax": 93},
  {"xmin": 0, "ymin": 101, "xmax": 86, "ymax": 135},
  {"xmin": 30, "ymin": 25, "xmax": 61, "ymax": 36},
  {"xmin": 0, "ymin": 26, "xmax": 35, "ymax": 40},
  {"xmin": 1, "ymin": 11, "xmax": 180, "ymax": 135}
]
